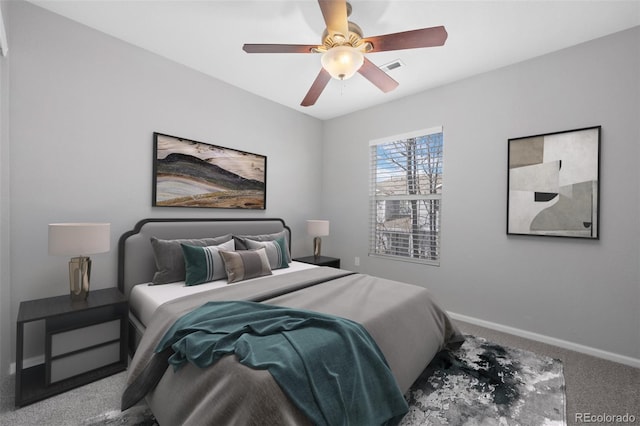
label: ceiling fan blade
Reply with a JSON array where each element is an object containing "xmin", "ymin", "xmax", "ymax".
[
  {"xmin": 358, "ymin": 58, "xmax": 399, "ymax": 93},
  {"xmin": 364, "ymin": 26, "xmax": 448, "ymax": 53},
  {"xmin": 318, "ymin": 0, "xmax": 349, "ymax": 39},
  {"xmin": 243, "ymin": 44, "xmax": 318, "ymax": 54},
  {"xmin": 301, "ymin": 68, "xmax": 332, "ymax": 107}
]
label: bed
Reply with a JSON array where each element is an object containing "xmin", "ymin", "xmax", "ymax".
[{"xmin": 118, "ymin": 218, "xmax": 463, "ymax": 425}]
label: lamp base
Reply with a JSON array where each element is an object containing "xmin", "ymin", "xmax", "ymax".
[
  {"xmin": 69, "ymin": 256, "xmax": 91, "ymax": 301},
  {"xmin": 313, "ymin": 237, "xmax": 322, "ymax": 258}
]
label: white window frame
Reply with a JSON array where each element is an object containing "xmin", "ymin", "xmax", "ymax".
[{"xmin": 369, "ymin": 126, "xmax": 443, "ymax": 266}]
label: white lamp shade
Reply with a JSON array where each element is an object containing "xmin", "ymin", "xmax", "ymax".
[
  {"xmin": 48, "ymin": 223, "xmax": 111, "ymax": 256},
  {"xmin": 321, "ymin": 46, "xmax": 364, "ymax": 80},
  {"xmin": 307, "ymin": 220, "xmax": 330, "ymax": 237}
]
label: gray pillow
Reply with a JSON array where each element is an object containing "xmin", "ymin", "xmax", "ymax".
[
  {"xmin": 150, "ymin": 234, "xmax": 232, "ymax": 284},
  {"xmin": 233, "ymin": 230, "xmax": 291, "ymax": 263},
  {"xmin": 219, "ymin": 248, "xmax": 272, "ymax": 283}
]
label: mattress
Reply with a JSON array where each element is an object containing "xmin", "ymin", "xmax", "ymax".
[{"xmin": 129, "ymin": 261, "xmax": 318, "ymax": 326}]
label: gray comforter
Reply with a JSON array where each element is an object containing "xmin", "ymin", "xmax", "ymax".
[{"xmin": 123, "ymin": 267, "xmax": 463, "ymax": 425}]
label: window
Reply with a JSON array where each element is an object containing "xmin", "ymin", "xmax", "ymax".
[{"xmin": 369, "ymin": 127, "xmax": 443, "ymax": 265}]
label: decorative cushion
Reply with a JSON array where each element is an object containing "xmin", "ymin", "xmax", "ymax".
[
  {"xmin": 233, "ymin": 230, "xmax": 291, "ymax": 263},
  {"xmin": 150, "ymin": 234, "xmax": 232, "ymax": 284},
  {"xmin": 181, "ymin": 239, "xmax": 236, "ymax": 286},
  {"xmin": 219, "ymin": 248, "xmax": 272, "ymax": 283},
  {"xmin": 244, "ymin": 236, "xmax": 289, "ymax": 270}
]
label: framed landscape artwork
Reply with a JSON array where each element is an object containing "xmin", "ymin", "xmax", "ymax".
[
  {"xmin": 507, "ymin": 126, "xmax": 600, "ymax": 239},
  {"xmin": 152, "ymin": 133, "xmax": 267, "ymax": 209}
]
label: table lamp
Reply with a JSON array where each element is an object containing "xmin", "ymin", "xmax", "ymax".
[
  {"xmin": 48, "ymin": 223, "xmax": 110, "ymax": 300},
  {"xmin": 306, "ymin": 220, "xmax": 329, "ymax": 258}
]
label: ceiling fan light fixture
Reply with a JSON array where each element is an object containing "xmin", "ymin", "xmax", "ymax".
[{"xmin": 321, "ymin": 45, "xmax": 364, "ymax": 80}]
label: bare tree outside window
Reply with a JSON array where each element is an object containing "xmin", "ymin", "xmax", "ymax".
[{"xmin": 369, "ymin": 128, "xmax": 443, "ymax": 264}]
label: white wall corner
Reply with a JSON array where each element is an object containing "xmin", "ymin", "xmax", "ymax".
[{"xmin": 0, "ymin": 6, "xmax": 7, "ymax": 57}]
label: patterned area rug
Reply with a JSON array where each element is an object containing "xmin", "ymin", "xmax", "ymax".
[
  {"xmin": 84, "ymin": 335, "xmax": 565, "ymax": 426},
  {"xmin": 80, "ymin": 405, "xmax": 158, "ymax": 426},
  {"xmin": 400, "ymin": 335, "xmax": 566, "ymax": 425}
]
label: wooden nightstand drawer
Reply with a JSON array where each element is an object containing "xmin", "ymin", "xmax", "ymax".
[
  {"xmin": 50, "ymin": 341, "xmax": 121, "ymax": 383},
  {"xmin": 51, "ymin": 319, "xmax": 120, "ymax": 357}
]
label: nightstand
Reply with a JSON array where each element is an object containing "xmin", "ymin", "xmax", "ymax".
[
  {"xmin": 15, "ymin": 287, "xmax": 128, "ymax": 407},
  {"xmin": 293, "ymin": 255, "xmax": 341, "ymax": 268}
]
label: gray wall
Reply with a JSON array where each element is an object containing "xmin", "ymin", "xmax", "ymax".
[
  {"xmin": 3, "ymin": 0, "xmax": 323, "ymax": 366},
  {"xmin": 0, "ymin": 0, "xmax": 9, "ymax": 379},
  {"xmin": 322, "ymin": 27, "xmax": 640, "ymax": 362}
]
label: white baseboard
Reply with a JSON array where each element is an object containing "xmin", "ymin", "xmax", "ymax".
[
  {"xmin": 8, "ymin": 355, "xmax": 44, "ymax": 376},
  {"xmin": 448, "ymin": 311, "xmax": 640, "ymax": 369}
]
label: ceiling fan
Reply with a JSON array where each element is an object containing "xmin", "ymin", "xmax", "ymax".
[{"xmin": 242, "ymin": 0, "xmax": 447, "ymax": 107}]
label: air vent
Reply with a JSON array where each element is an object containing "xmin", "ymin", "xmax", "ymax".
[{"xmin": 380, "ymin": 60, "xmax": 405, "ymax": 72}]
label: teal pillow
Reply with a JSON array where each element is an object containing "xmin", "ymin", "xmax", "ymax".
[
  {"xmin": 181, "ymin": 239, "xmax": 235, "ymax": 286},
  {"xmin": 245, "ymin": 236, "xmax": 289, "ymax": 270}
]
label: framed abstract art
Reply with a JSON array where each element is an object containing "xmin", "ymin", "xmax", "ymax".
[
  {"xmin": 507, "ymin": 126, "xmax": 600, "ymax": 239},
  {"xmin": 152, "ymin": 133, "xmax": 267, "ymax": 209}
]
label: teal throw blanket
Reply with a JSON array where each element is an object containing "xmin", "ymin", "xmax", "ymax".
[{"xmin": 155, "ymin": 301, "xmax": 408, "ymax": 426}]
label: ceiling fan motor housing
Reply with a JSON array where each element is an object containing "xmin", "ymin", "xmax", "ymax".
[{"xmin": 320, "ymin": 22, "xmax": 371, "ymax": 52}]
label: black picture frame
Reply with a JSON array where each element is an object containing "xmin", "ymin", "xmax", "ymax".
[
  {"xmin": 152, "ymin": 133, "xmax": 267, "ymax": 209},
  {"xmin": 507, "ymin": 126, "xmax": 600, "ymax": 239}
]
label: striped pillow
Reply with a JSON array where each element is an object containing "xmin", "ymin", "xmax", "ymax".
[
  {"xmin": 150, "ymin": 234, "xmax": 232, "ymax": 284},
  {"xmin": 233, "ymin": 231, "xmax": 292, "ymax": 263},
  {"xmin": 181, "ymin": 239, "xmax": 235, "ymax": 286},
  {"xmin": 244, "ymin": 236, "xmax": 289, "ymax": 270},
  {"xmin": 219, "ymin": 248, "xmax": 272, "ymax": 283}
]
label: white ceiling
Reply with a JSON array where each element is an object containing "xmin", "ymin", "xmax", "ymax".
[{"xmin": 28, "ymin": 1, "xmax": 640, "ymax": 120}]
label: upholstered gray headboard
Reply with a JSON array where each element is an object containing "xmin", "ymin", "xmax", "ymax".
[{"xmin": 117, "ymin": 218, "xmax": 291, "ymax": 297}]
